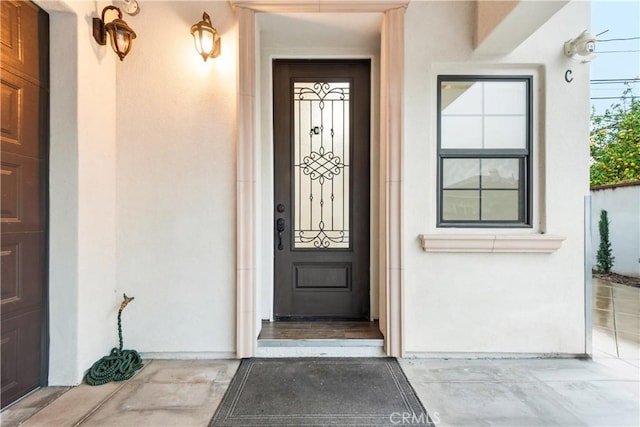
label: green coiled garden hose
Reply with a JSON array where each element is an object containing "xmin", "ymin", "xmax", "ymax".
[{"xmin": 85, "ymin": 294, "xmax": 144, "ymax": 385}]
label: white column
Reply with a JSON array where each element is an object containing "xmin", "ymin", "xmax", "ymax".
[
  {"xmin": 236, "ymin": 6, "xmax": 257, "ymax": 358},
  {"xmin": 381, "ymin": 6, "xmax": 405, "ymax": 357}
]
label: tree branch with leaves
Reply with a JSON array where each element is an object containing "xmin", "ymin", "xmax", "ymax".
[{"xmin": 590, "ymin": 88, "xmax": 640, "ymax": 187}]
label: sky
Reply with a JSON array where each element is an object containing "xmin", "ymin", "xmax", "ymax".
[{"xmin": 590, "ymin": 0, "xmax": 640, "ymax": 114}]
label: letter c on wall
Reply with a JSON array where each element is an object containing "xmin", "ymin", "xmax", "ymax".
[{"xmin": 565, "ymin": 69, "xmax": 573, "ymax": 83}]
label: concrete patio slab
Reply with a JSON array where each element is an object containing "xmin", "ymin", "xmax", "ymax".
[
  {"xmin": 76, "ymin": 360, "xmax": 238, "ymax": 427},
  {"xmin": 19, "ymin": 380, "xmax": 125, "ymax": 427},
  {"xmin": 400, "ymin": 358, "xmax": 639, "ymax": 427},
  {"xmin": 3, "ymin": 277, "xmax": 638, "ymax": 427},
  {"xmin": 2, "ymin": 356, "xmax": 638, "ymax": 427},
  {"xmin": 0, "ymin": 387, "xmax": 69, "ymax": 427}
]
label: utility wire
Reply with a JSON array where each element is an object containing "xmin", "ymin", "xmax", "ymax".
[
  {"xmin": 597, "ymin": 36, "xmax": 640, "ymax": 42},
  {"xmin": 591, "ymin": 80, "xmax": 640, "ymax": 85},
  {"xmin": 591, "ymin": 78, "xmax": 640, "ymax": 82},
  {"xmin": 591, "ymin": 96, "xmax": 638, "ymax": 100},
  {"xmin": 594, "ymin": 50, "xmax": 640, "ymax": 53}
]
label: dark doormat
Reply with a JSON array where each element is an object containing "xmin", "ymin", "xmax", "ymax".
[{"xmin": 209, "ymin": 358, "xmax": 433, "ymax": 427}]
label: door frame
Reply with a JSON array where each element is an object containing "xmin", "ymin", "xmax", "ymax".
[{"xmin": 232, "ymin": 0, "xmax": 408, "ymax": 357}]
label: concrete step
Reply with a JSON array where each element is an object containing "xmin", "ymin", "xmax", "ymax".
[{"xmin": 256, "ymin": 339, "xmax": 385, "ymax": 357}]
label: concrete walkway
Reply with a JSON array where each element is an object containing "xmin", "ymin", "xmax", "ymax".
[
  {"xmin": 401, "ymin": 358, "xmax": 639, "ymax": 427},
  {"xmin": 2, "ymin": 360, "xmax": 239, "ymax": 427},
  {"xmin": 4, "ymin": 357, "xmax": 637, "ymax": 427},
  {"xmin": 2, "ymin": 279, "xmax": 638, "ymax": 427},
  {"xmin": 592, "ymin": 277, "xmax": 640, "ymax": 363}
]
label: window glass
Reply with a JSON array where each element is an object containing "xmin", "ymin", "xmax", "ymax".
[
  {"xmin": 440, "ymin": 81, "xmax": 482, "ymax": 115},
  {"xmin": 442, "ymin": 190, "xmax": 480, "ymax": 221},
  {"xmin": 442, "ymin": 159, "xmax": 480, "ymax": 188},
  {"xmin": 438, "ymin": 76, "xmax": 531, "ymax": 226},
  {"xmin": 483, "ymin": 81, "xmax": 526, "ymax": 115},
  {"xmin": 482, "ymin": 190, "xmax": 519, "ymax": 220},
  {"xmin": 441, "ymin": 117, "xmax": 483, "ymax": 149},
  {"xmin": 481, "ymin": 159, "xmax": 519, "ymax": 189},
  {"xmin": 484, "ymin": 116, "xmax": 526, "ymax": 149},
  {"xmin": 441, "ymin": 80, "xmax": 528, "ymax": 150}
]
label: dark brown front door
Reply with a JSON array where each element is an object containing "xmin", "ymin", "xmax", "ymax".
[
  {"xmin": 1, "ymin": 0, "xmax": 49, "ymax": 408},
  {"xmin": 273, "ymin": 59, "xmax": 370, "ymax": 319}
]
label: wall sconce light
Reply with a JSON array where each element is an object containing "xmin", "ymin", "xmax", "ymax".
[
  {"xmin": 93, "ymin": 6, "xmax": 137, "ymax": 61},
  {"xmin": 190, "ymin": 12, "xmax": 221, "ymax": 61},
  {"xmin": 564, "ymin": 30, "xmax": 597, "ymax": 63}
]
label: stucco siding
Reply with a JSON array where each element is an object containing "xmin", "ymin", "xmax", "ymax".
[
  {"xmin": 42, "ymin": 0, "xmax": 590, "ymax": 384},
  {"xmin": 403, "ymin": 0, "xmax": 588, "ymax": 354},
  {"xmin": 115, "ymin": 1, "xmax": 238, "ymax": 355}
]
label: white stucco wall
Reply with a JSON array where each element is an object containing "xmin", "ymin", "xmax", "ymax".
[
  {"xmin": 43, "ymin": 0, "xmax": 119, "ymax": 384},
  {"xmin": 114, "ymin": 1, "xmax": 237, "ymax": 357},
  {"xmin": 403, "ymin": 0, "xmax": 589, "ymax": 355},
  {"xmin": 45, "ymin": 2, "xmax": 237, "ymax": 385},
  {"xmin": 591, "ymin": 184, "xmax": 640, "ymax": 277},
  {"xmin": 43, "ymin": 0, "xmax": 590, "ymax": 383}
]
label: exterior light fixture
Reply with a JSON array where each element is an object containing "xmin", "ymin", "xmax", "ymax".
[
  {"xmin": 93, "ymin": 6, "xmax": 137, "ymax": 61},
  {"xmin": 121, "ymin": 0, "xmax": 140, "ymax": 16},
  {"xmin": 564, "ymin": 30, "xmax": 597, "ymax": 62},
  {"xmin": 190, "ymin": 12, "xmax": 221, "ymax": 61}
]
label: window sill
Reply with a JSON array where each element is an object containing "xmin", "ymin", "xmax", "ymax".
[{"xmin": 418, "ymin": 234, "xmax": 565, "ymax": 253}]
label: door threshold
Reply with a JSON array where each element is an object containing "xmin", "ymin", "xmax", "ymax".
[
  {"xmin": 259, "ymin": 338, "xmax": 383, "ymax": 347},
  {"xmin": 256, "ymin": 339, "xmax": 385, "ymax": 357},
  {"xmin": 257, "ymin": 320, "xmax": 385, "ymax": 357},
  {"xmin": 258, "ymin": 320, "xmax": 383, "ymax": 340}
]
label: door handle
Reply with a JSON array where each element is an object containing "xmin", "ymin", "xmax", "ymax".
[{"xmin": 276, "ymin": 218, "xmax": 285, "ymax": 250}]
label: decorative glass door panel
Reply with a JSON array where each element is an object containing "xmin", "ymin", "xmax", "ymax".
[{"xmin": 293, "ymin": 82, "xmax": 350, "ymax": 249}]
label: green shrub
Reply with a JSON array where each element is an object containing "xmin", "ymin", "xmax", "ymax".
[{"xmin": 596, "ymin": 209, "xmax": 615, "ymax": 273}]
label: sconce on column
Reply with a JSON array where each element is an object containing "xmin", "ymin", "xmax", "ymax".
[
  {"xmin": 190, "ymin": 12, "xmax": 221, "ymax": 61},
  {"xmin": 93, "ymin": 6, "xmax": 137, "ymax": 61}
]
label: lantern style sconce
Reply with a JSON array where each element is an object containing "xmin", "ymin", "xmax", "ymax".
[
  {"xmin": 190, "ymin": 12, "xmax": 221, "ymax": 61},
  {"xmin": 93, "ymin": 6, "xmax": 137, "ymax": 61}
]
